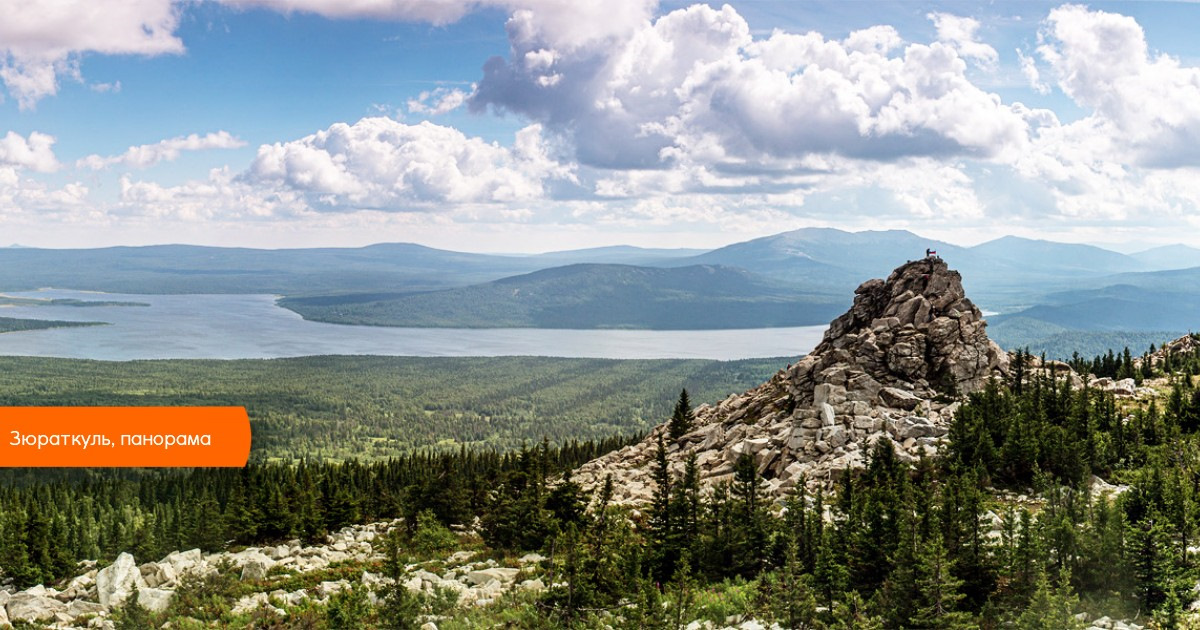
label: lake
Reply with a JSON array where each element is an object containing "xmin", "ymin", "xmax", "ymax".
[{"xmin": 0, "ymin": 290, "xmax": 827, "ymax": 361}]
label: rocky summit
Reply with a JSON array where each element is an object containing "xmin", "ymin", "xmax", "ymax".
[{"xmin": 572, "ymin": 257, "xmax": 1010, "ymax": 504}]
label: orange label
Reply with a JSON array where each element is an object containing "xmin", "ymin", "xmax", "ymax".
[{"xmin": 0, "ymin": 407, "xmax": 251, "ymax": 467}]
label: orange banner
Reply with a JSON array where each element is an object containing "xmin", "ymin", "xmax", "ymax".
[{"xmin": 0, "ymin": 407, "xmax": 251, "ymax": 467}]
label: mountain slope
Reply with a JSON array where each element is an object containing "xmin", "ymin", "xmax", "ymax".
[
  {"xmin": 0, "ymin": 243, "xmax": 544, "ymax": 295},
  {"xmin": 526, "ymin": 245, "xmax": 708, "ymax": 266},
  {"xmin": 279, "ymin": 263, "xmax": 848, "ymax": 329},
  {"xmin": 991, "ymin": 284, "xmax": 1200, "ymax": 331},
  {"xmin": 969, "ymin": 236, "xmax": 1144, "ymax": 275},
  {"xmin": 1131, "ymin": 244, "xmax": 1200, "ymax": 271},
  {"xmin": 677, "ymin": 228, "xmax": 966, "ymax": 285}
]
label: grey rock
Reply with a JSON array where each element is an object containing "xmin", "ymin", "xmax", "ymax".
[
  {"xmin": 137, "ymin": 586, "xmax": 173, "ymax": 613},
  {"xmin": 879, "ymin": 387, "xmax": 921, "ymax": 410},
  {"xmin": 66, "ymin": 599, "xmax": 106, "ymax": 618},
  {"xmin": 6, "ymin": 592, "xmax": 65, "ymax": 623},
  {"xmin": 96, "ymin": 553, "xmax": 145, "ymax": 608},
  {"xmin": 819, "ymin": 403, "xmax": 836, "ymax": 427},
  {"xmin": 240, "ymin": 554, "xmax": 275, "ymax": 581},
  {"xmin": 465, "ymin": 568, "xmax": 519, "ymax": 586}
]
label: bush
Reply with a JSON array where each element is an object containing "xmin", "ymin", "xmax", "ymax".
[
  {"xmin": 411, "ymin": 509, "xmax": 459, "ymax": 557},
  {"xmin": 325, "ymin": 583, "xmax": 371, "ymax": 629}
]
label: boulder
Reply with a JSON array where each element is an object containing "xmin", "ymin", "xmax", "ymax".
[
  {"xmin": 66, "ymin": 599, "xmax": 106, "ymax": 619},
  {"xmin": 465, "ymin": 567, "xmax": 520, "ymax": 586},
  {"xmin": 137, "ymin": 586, "xmax": 174, "ymax": 613},
  {"xmin": 140, "ymin": 562, "xmax": 176, "ymax": 589},
  {"xmin": 5, "ymin": 592, "xmax": 65, "ymax": 623},
  {"xmin": 879, "ymin": 387, "xmax": 921, "ymax": 410},
  {"xmin": 240, "ymin": 554, "xmax": 275, "ymax": 581},
  {"xmin": 96, "ymin": 552, "xmax": 146, "ymax": 608},
  {"xmin": 162, "ymin": 549, "xmax": 204, "ymax": 577}
]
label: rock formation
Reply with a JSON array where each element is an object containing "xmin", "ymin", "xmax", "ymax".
[
  {"xmin": 0, "ymin": 520, "xmax": 546, "ymax": 629},
  {"xmin": 572, "ymin": 257, "xmax": 1010, "ymax": 503}
]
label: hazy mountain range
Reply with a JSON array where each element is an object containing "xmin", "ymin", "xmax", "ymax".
[{"xmin": 3, "ymin": 229, "xmax": 1198, "ymax": 356}]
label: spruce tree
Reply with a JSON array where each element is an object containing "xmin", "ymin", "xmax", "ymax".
[
  {"xmin": 668, "ymin": 388, "xmax": 695, "ymax": 439},
  {"xmin": 911, "ymin": 529, "xmax": 975, "ymax": 629},
  {"xmin": 1014, "ymin": 570, "xmax": 1085, "ymax": 630}
]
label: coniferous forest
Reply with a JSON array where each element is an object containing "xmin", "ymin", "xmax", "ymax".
[{"xmin": 4, "ymin": 343, "xmax": 1200, "ymax": 627}]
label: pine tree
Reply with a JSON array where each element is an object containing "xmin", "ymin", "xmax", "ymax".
[
  {"xmin": 1014, "ymin": 570, "xmax": 1086, "ymax": 630},
  {"xmin": 377, "ymin": 527, "xmax": 421, "ymax": 630},
  {"xmin": 911, "ymin": 529, "xmax": 975, "ymax": 629},
  {"xmin": 761, "ymin": 536, "xmax": 819, "ymax": 628},
  {"xmin": 668, "ymin": 388, "xmax": 695, "ymax": 439},
  {"xmin": 731, "ymin": 452, "xmax": 769, "ymax": 576},
  {"xmin": 648, "ymin": 435, "xmax": 677, "ymax": 582}
]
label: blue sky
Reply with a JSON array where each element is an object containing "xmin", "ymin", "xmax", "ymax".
[{"xmin": 4, "ymin": 1, "xmax": 1200, "ymax": 252}]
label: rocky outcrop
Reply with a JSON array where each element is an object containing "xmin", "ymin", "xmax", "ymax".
[
  {"xmin": 0, "ymin": 521, "xmax": 391, "ymax": 630},
  {"xmin": 573, "ymin": 257, "xmax": 1009, "ymax": 504},
  {"xmin": 0, "ymin": 519, "xmax": 550, "ymax": 629},
  {"xmin": 95, "ymin": 553, "xmax": 144, "ymax": 608}
]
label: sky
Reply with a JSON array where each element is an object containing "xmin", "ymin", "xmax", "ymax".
[{"xmin": 4, "ymin": 1, "xmax": 1200, "ymax": 253}]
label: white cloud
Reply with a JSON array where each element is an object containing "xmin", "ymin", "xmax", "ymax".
[
  {"xmin": 78, "ymin": 131, "xmax": 246, "ymax": 171},
  {"xmin": 219, "ymin": 0, "xmax": 656, "ymax": 49},
  {"xmin": 90, "ymin": 80, "xmax": 122, "ymax": 93},
  {"xmin": 1039, "ymin": 4, "xmax": 1200, "ymax": 169},
  {"xmin": 0, "ymin": 131, "xmax": 60, "ymax": 172},
  {"xmin": 927, "ymin": 12, "xmax": 998, "ymax": 67},
  {"xmin": 0, "ymin": 167, "xmax": 91, "ymax": 221},
  {"xmin": 246, "ymin": 117, "xmax": 575, "ymax": 209},
  {"xmin": 1016, "ymin": 49, "xmax": 1049, "ymax": 95},
  {"xmin": 0, "ymin": 0, "xmax": 183, "ymax": 108},
  {"xmin": 406, "ymin": 87, "xmax": 471, "ymax": 115},
  {"xmin": 472, "ymin": 4, "xmax": 1033, "ymax": 173},
  {"xmin": 116, "ymin": 167, "xmax": 302, "ymax": 221}
]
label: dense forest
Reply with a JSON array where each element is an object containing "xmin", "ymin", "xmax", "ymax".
[
  {"xmin": 0, "ymin": 343, "xmax": 1199, "ymax": 627},
  {"xmin": 5, "ymin": 359, "xmax": 1200, "ymax": 627},
  {"xmin": 0, "ymin": 355, "xmax": 783, "ymax": 459},
  {"xmin": 0, "ymin": 316, "xmax": 103, "ymax": 334},
  {"xmin": 0, "ymin": 436, "xmax": 633, "ymax": 591},
  {"xmin": 277, "ymin": 264, "xmax": 845, "ymax": 330}
]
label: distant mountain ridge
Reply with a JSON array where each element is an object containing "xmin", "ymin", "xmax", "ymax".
[
  {"xmin": 280, "ymin": 263, "xmax": 847, "ymax": 329},
  {"xmin": 5, "ymin": 230, "xmax": 1200, "ymax": 340}
]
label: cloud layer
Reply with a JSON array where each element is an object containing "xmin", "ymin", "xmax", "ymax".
[
  {"xmin": 78, "ymin": 132, "xmax": 246, "ymax": 170},
  {"xmin": 0, "ymin": 0, "xmax": 182, "ymax": 108},
  {"xmin": 9, "ymin": 1, "xmax": 1200, "ymax": 248}
]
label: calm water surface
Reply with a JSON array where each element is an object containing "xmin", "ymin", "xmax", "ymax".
[{"xmin": 0, "ymin": 290, "xmax": 826, "ymax": 360}]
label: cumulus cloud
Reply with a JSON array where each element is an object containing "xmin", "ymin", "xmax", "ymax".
[
  {"xmin": 0, "ymin": 131, "xmax": 59, "ymax": 172},
  {"xmin": 78, "ymin": 131, "xmax": 246, "ymax": 171},
  {"xmin": 219, "ymin": 0, "xmax": 656, "ymax": 49},
  {"xmin": 0, "ymin": 167, "xmax": 91, "ymax": 222},
  {"xmin": 116, "ymin": 167, "xmax": 302, "ymax": 221},
  {"xmin": 927, "ymin": 12, "xmax": 998, "ymax": 67},
  {"xmin": 471, "ymin": 4, "xmax": 1033, "ymax": 174},
  {"xmin": 246, "ymin": 117, "xmax": 575, "ymax": 209},
  {"xmin": 406, "ymin": 87, "xmax": 471, "ymax": 115},
  {"xmin": 1038, "ymin": 4, "xmax": 1200, "ymax": 169},
  {"xmin": 0, "ymin": 0, "xmax": 183, "ymax": 108}
]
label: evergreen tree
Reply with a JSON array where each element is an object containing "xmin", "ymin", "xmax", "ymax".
[
  {"xmin": 668, "ymin": 388, "xmax": 695, "ymax": 439},
  {"xmin": 648, "ymin": 435, "xmax": 677, "ymax": 582},
  {"xmin": 760, "ymin": 536, "xmax": 818, "ymax": 628},
  {"xmin": 1014, "ymin": 570, "xmax": 1085, "ymax": 630},
  {"xmin": 911, "ymin": 529, "xmax": 975, "ymax": 629}
]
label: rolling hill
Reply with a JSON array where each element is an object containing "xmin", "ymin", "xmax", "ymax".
[{"xmin": 279, "ymin": 263, "xmax": 847, "ymax": 329}]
